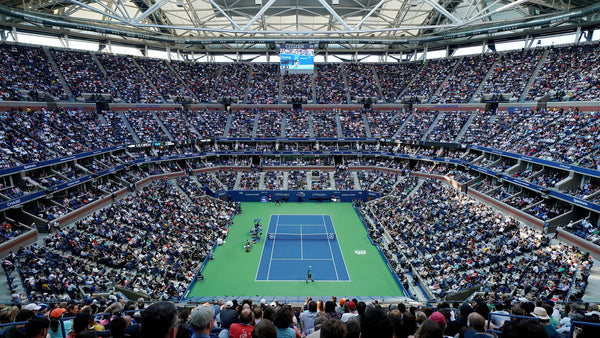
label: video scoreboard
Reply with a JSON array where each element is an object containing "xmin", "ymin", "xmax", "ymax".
[{"xmin": 280, "ymin": 44, "xmax": 314, "ymax": 74}]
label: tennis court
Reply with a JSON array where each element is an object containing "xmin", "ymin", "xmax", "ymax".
[
  {"xmin": 256, "ymin": 214, "xmax": 350, "ymax": 281},
  {"xmin": 186, "ymin": 202, "xmax": 403, "ymax": 301}
]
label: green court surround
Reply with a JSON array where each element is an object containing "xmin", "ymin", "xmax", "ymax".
[{"xmin": 186, "ymin": 202, "xmax": 403, "ymax": 300}]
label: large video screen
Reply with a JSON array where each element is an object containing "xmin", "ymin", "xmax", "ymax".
[{"xmin": 280, "ymin": 44, "xmax": 314, "ymax": 74}]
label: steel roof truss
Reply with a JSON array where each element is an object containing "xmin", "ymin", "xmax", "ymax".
[
  {"xmin": 243, "ymin": 0, "xmax": 278, "ymax": 30},
  {"xmin": 423, "ymin": 0, "xmax": 462, "ymax": 23},
  {"xmin": 65, "ymin": 0, "xmax": 130, "ymax": 24},
  {"xmin": 133, "ymin": 0, "xmax": 171, "ymax": 23},
  {"xmin": 208, "ymin": 0, "xmax": 242, "ymax": 30},
  {"xmin": 317, "ymin": 0, "xmax": 352, "ymax": 30}
]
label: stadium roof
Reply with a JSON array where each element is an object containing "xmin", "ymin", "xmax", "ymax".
[{"xmin": 1, "ymin": 0, "xmax": 600, "ymax": 53}]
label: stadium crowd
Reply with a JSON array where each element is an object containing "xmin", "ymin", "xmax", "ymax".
[
  {"xmin": 96, "ymin": 54, "xmax": 162, "ymax": 104},
  {"xmin": 247, "ymin": 64, "xmax": 279, "ymax": 104},
  {"xmin": 2, "ymin": 287, "xmax": 600, "ymax": 338},
  {"xmin": 432, "ymin": 54, "xmax": 498, "ymax": 104},
  {"xmin": 360, "ymin": 179, "xmax": 591, "ymax": 302},
  {"xmin": 527, "ymin": 43, "xmax": 600, "ymax": 102},
  {"xmin": 0, "ymin": 44, "xmax": 67, "ymax": 101},
  {"xmin": 3, "ymin": 41, "xmax": 600, "ymax": 105},
  {"xmin": 50, "ymin": 49, "xmax": 116, "ymax": 99},
  {"xmin": 134, "ymin": 58, "xmax": 194, "ymax": 102},
  {"xmin": 1, "ymin": 105, "xmax": 600, "ymax": 176},
  {"xmin": 474, "ymin": 49, "xmax": 544, "ymax": 101},
  {"xmin": 3, "ymin": 178, "xmax": 238, "ymax": 303}
]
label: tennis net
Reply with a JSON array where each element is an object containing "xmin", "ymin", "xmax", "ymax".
[{"xmin": 266, "ymin": 233, "xmax": 336, "ymax": 241}]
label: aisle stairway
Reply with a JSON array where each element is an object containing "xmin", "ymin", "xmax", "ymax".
[{"xmin": 582, "ymin": 259, "xmax": 600, "ymax": 302}]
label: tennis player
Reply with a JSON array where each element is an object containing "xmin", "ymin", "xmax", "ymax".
[{"xmin": 306, "ymin": 265, "xmax": 314, "ymax": 283}]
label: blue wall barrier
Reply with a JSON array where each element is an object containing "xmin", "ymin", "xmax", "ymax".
[{"xmin": 182, "ymin": 240, "xmax": 219, "ymax": 301}]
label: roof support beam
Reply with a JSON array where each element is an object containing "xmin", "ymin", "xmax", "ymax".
[
  {"xmin": 114, "ymin": 0, "xmax": 132, "ymax": 20},
  {"xmin": 208, "ymin": 0, "xmax": 242, "ymax": 30},
  {"xmin": 65, "ymin": 0, "xmax": 130, "ymax": 24},
  {"xmin": 423, "ymin": 0, "xmax": 461, "ymax": 24},
  {"xmin": 462, "ymin": 0, "xmax": 487, "ymax": 22},
  {"xmin": 527, "ymin": 0, "xmax": 570, "ymax": 11},
  {"xmin": 133, "ymin": 0, "xmax": 171, "ymax": 23},
  {"xmin": 243, "ymin": 0, "xmax": 278, "ymax": 30},
  {"xmin": 317, "ymin": 0, "xmax": 352, "ymax": 30},
  {"xmin": 461, "ymin": 0, "xmax": 528, "ymax": 27},
  {"xmin": 352, "ymin": 0, "xmax": 387, "ymax": 30}
]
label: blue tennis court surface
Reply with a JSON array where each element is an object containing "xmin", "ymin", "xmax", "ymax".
[{"xmin": 256, "ymin": 215, "xmax": 350, "ymax": 281}]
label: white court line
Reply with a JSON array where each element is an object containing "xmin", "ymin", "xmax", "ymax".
[
  {"xmin": 328, "ymin": 214, "xmax": 351, "ymax": 282},
  {"xmin": 300, "ymin": 224, "xmax": 303, "ymax": 259},
  {"xmin": 276, "ymin": 224, "xmax": 323, "ymax": 227},
  {"xmin": 256, "ymin": 214, "xmax": 273, "ymax": 281},
  {"xmin": 266, "ymin": 214, "xmax": 280, "ymax": 280},
  {"xmin": 271, "ymin": 258, "xmax": 333, "ymax": 261},
  {"xmin": 323, "ymin": 215, "xmax": 340, "ymax": 281},
  {"xmin": 264, "ymin": 279, "xmax": 352, "ymax": 282}
]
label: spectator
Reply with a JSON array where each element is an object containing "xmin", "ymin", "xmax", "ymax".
[
  {"xmin": 300, "ymin": 301, "xmax": 318, "ymax": 335},
  {"xmin": 273, "ymin": 307, "xmax": 295, "ymax": 338},
  {"xmin": 359, "ymin": 308, "xmax": 392, "ymax": 338},
  {"xmin": 251, "ymin": 320, "xmax": 276, "ymax": 338},
  {"xmin": 341, "ymin": 303, "xmax": 358, "ymax": 323},
  {"xmin": 413, "ymin": 319, "xmax": 443, "ymax": 338},
  {"xmin": 3, "ymin": 310, "xmax": 34, "ymax": 338},
  {"xmin": 189, "ymin": 305, "xmax": 216, "ymax": 338},
  {"xmin": 531, "ymin": 307, "xmax": 558, "ymax": 338},
  {"xmin": 217, "ymin": 301, "xmax": 237, "ymax": 331},
  {"xmin": 110, "ymin": 317, "xmax": 128, "ymax": 338},
  {"xmin": 229, "ymin": 308, "xmax": 254, "ymax": 338},
  {"xmin": 461, "ymin": 312, "xmax": 493, "ymax": 338},
  {"xmin": 26, "ymin": 316, "xmax": 50, "ymax": 338},
  {"xmin": 141, "ymin": 302, "xmax": 179, "ymax": 338},
  {"xmin": 343, "ymin": 318, "xmax": 360, "ymax": 338},
  {"xmin": 319, "ymin": 319, "xmax": 346, "ymax": 338},
  {"xmin": 501, "ymin": 319, "xmax": 548, "ymax": 338},
  {"xmin": 49, "ymin": 308, "xmax": 70, "ymax": 338}
]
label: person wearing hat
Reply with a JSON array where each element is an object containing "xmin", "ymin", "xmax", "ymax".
[
  {"xmin": 23, "ymin": 304, "xmax": 42, "ymax": 313},
  {"xmin": 531, "ymin": 307, "xmax": 558, "ymax": 338},
  {"xmin": 215, "ymin": 301, "xmax": 237, "ymax": 330},
  {"xmin": 49, "ymin": 308, "xmax": 71, "ymax": 338},
  {"xmin": 428, "ymin": 311, "xmax": 447, "ymax": 332},
  {"xmin": 188, "ymin": 305, "xmax": 215, "ymax": 338},
  {"xmin": 340, "ymin": 302, "xmax": 358, "ymax": 323},
  {"xmin": 335, "ymin": 299, "xmax": 345, "ymax": 316}
]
